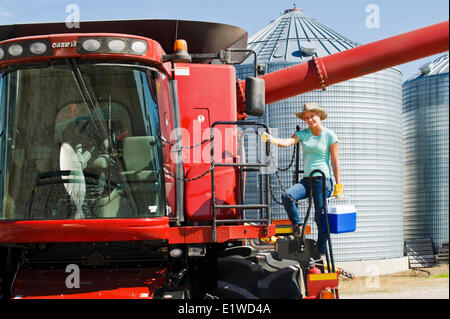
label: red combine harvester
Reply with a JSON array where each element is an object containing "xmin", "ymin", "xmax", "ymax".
[{"xmin": 0, "ymin": 18, "xmax": 448, "ymax": 300}]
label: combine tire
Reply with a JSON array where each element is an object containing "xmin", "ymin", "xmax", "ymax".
[{"xmin": 214, "ymin": 256, "xmax": 303, "ymax": 299}]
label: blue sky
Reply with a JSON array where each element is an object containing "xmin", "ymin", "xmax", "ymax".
[{"xmin": 0, "ymin": 0, "xmax": 448, "ymax": 81}]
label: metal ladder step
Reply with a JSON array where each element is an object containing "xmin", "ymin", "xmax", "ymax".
[
  {"xmin": 215, "ymin": 204, "xmax": 269, "ymax": 209},
  {"xmin": 214, "ymin": 163, "xmax": 269, "ymax": 167}
]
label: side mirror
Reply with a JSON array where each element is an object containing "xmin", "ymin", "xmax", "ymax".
[{"xmin": 245, "ymin": 77, "xmax": 265, "ymax": 117}]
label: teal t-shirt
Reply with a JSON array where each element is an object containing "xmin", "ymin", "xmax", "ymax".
[{"xmin": 295, "ymin": 127, "xmax": 339, "ymax": 178}]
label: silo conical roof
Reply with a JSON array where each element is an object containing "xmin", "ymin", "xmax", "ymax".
[
  {"xmin": 248, "ymin": 6, "xmax": 360, "ymax": 63},
  {"xmin": 408, "ymin": 53, "xmax": 449, "ymax": 80}
]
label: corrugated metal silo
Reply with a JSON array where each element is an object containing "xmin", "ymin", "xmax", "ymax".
[
  {"xmin": 237, "ymin": 7, "xmax": 404, "ymax": 261},
  {"xmin": 402, "ymin": 53, "xmax": 449, "ymax": 253}
]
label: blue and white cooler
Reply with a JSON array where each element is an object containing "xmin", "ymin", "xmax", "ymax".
[{"xmin": 322, "ymin": 197, "xmax": 357, "ymax": 234}]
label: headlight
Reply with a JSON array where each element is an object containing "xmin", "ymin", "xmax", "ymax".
[
  {"xmin": 8, "ymin": 44, "xmax": 23, "ymax": 56},
  {"xmin": 131, "ymin": 41, "xmax": 147, "ymax": 55},
  {"xmin": 77, "ymin": 37, "xmax": 148, "ymax": 56},
  {"xmin": 108, "ymin": 39, "xmax": 126, "ymax": 52},
  {"xmin": 82, "ymin": 39, "xmax": 102, "ymax": 52},
  {"xmin": 30, "ymin": 42, "xmax": 48, "ymax": 55},
  {"xmin": 169, "ymin": 248, "xmax": 183, "ymax": 258},
  {"xmin": 0, "ymin": 39, "xmax": 52, "ymax": 61}
]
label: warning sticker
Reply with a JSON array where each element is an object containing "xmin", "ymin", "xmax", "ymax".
[{"xmin": 175, "ymin": 67, "xmax": 190, "ymax": 76}]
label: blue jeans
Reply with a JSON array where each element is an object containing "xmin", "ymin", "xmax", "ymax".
[{"xmin": 281, "ymin": 177, "xmax": 332, "ymax": 255}]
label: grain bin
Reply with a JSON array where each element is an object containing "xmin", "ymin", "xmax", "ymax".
[{"xmin": 403, "ymin": 53, "xmax": 449, "ymax": 253}]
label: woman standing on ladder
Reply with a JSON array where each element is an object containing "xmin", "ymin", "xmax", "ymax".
[{"xmin": 263, "ymin": 102, "xmax": 343, "ymax": 258}]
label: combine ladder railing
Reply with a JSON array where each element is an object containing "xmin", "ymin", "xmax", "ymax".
[{"xmin": 210, "ymin": 121, "xmax": 272, "ymax": 242}]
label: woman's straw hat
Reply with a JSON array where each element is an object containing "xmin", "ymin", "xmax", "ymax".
[{"xmin": 295, "ymin": 102, "xmax": 328, "ymax": 120}]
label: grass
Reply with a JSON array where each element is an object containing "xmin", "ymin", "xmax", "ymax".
[{"xmin": 429, "ymin": 273, "xmax": 449, "ymax": 279}]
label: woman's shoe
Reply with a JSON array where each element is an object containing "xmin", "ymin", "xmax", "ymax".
[{"xmin": 292, "ymin": 224, "xmax": 302, "ymax": 237}]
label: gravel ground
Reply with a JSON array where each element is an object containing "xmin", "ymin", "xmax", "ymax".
[
  {"xmin": 340, "ymin": 283, "xmax": 449, "ymax": 299},
  {"xmin": 338, "ymin": 264, "xmax": 449, "ymax": 299}
]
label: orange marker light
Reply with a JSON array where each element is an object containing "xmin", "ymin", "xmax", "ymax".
[
  {"xmin": 174, "ymin": 39, "xmax": 188, "ymax": 52},
  {"xmin": 304, "ymin": 225, "xmax": 311, "ymax": 235},
  {"xmin": 172, "ymin": 39, "xmax": 191, "ymax": 63},
  {"xmin": 320, "ymin": 289, "xmax": 336, "ymax": 299}
]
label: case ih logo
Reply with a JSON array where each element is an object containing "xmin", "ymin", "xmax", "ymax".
[{"xmin": 52, "ymin": 41, "xmax": 77, "ymax": 48}]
